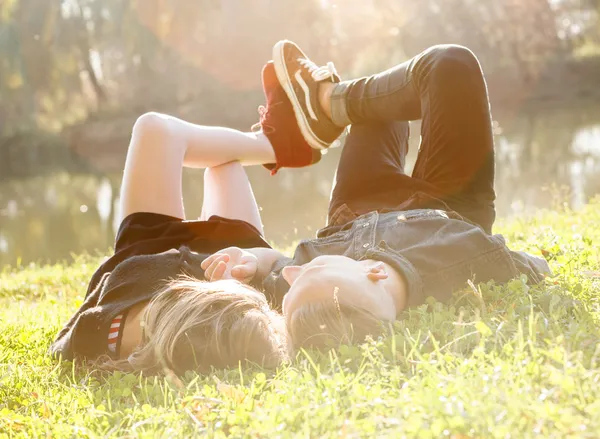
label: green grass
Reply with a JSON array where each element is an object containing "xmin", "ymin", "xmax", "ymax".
[{"xmin": 2, "ymin": 202, "xmax": 600, "ymax": 438}]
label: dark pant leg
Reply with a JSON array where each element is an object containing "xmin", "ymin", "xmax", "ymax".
[
  {"xmin": 328, "ymin": 121, "xmax": 436, "ymax": 224},
  {"xmin": 330, "ymin": 45, "xmax": 496, "ymax": 233}
]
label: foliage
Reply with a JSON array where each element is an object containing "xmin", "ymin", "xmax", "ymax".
[
  {"xmin": 0, "ymin": 0, "xmax": 599, "ymax": 136},
  {"xmin": 2, "ymin": 202, "xmax": 600, "ymax": 437}
]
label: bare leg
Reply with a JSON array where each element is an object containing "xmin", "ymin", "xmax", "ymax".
[
  {"xmin": 200, "ymin": 162, "xmax": 264, "ymax": 234},
  {"xmin": 119, "ymin": 112, "xmax": 275, "ymax": 222}
]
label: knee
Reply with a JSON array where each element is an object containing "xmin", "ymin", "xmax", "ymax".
[
  {"xmin": 426, "ymin": 44, "xmax": 481, "ymax": 74},
  {"xmin": 132, "ymin": 112, "xmax": 173, "ymax": 140}
]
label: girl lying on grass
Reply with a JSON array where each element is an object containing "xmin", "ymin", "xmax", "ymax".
[
  {"xmin": 203, "ymin": 41, "xmax": 552, "ymax": 350},
  {"xmin": 51, "ymin": 62, "xmax": 321, "ymax": 375}
]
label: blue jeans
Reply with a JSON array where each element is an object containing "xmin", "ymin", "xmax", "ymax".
[{"xmin": 327, "ymin": 45, "xmax": 496, "ymax": 234}]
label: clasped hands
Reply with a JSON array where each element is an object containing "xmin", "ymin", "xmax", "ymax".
[{"xmin": 200, "ymin": 247, "xmax": 258, "ymax": 283}]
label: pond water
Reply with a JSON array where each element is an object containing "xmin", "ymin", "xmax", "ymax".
[{"xmin": 1, "ymin": 103, "xmax": 600, "ymax": 267}]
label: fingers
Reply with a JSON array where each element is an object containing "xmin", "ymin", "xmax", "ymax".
[
  {"xmin": 211, "ymin": 261, "xmax": 227, "ymax": 281},
  {"xmin": 201, "ymin": 252, "xmax": 230, "ymax": 270},
  {"xmin": 232, "ymin": 258, "xmax": 258, "ymax": 281},
  {"xmin": 204, "ymin": 254, "xmax": 230, "ymax": 280},
  {"xmin": 201, "ymin": 248, "xmax": 257, "ymax": 282},
  {"xmin": 231, "ymin": 265, "xmax": 251, "ymax": 279}
]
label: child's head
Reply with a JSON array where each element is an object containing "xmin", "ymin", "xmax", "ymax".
[
  {"xmin": 110, "ymin": 277, "xmax": 289, "ymax": 375},
  {"xmin": 286, "ymin": 298, "xmax": 387, "ymax": 349},
  {"xmin": 281, "ymin": 255, "xmax": 401, "ymax": 348}
]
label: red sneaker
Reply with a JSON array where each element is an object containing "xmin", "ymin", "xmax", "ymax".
[{"xmin": 257, "ymin": 61, "xmax": 321, "ymax": 175}]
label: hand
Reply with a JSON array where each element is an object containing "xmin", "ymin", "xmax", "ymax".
[{"xmin": 200, "ymin": 247, "xmax": 258, "ymax": 283}]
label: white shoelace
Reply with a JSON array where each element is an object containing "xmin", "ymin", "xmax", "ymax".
[{"xmin": 298, "ymin": 58, "xmax": 338, "ymax": 82}]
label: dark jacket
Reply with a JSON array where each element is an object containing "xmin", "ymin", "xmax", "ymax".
[
  {"xmin": 259, "ymin": 208, "xmax": 550, "ymax": 308},
  {"xmin": 50, "ymin": 213, "xmax": 270, "ymax": 361}
]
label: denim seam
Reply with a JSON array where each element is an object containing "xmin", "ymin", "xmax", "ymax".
[
  {"xmin": 309, "ymin": 235, "xmax": 351, "ymax": 246},
  {"xmin": 370, "ymin": 212, "xmax": 378, "ymax": 248}
]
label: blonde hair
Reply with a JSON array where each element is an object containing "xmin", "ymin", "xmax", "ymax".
[
  {"xmin": 287, "ymin": 290, "xmax": 388, "ymax": 349},
  {"xmin": 98, "ymin": 277, "xmax": 289, "ymax": 375}
]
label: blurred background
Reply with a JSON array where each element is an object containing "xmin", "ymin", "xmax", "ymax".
[{"xmin": 0, "ymin": 0, "xmax": 599, "ymax": 266}]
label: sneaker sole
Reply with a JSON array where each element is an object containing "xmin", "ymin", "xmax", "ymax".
[{"xmin": 272, "ymin": 41, "xmax": 329, "ymax": 151}]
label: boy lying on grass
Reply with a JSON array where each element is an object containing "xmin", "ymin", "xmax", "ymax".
[{"xmin": 203, "ymin": 41, "xmax": 551, "ymax": 349}]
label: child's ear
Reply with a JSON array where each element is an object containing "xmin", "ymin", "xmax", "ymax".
[
  {"xmin": 282, "ymin": 265, "xmax": 303, "ymax": 286},
  {"xmin": 366, "ymin": 262, "xmax": 388, "ymax": 282}
]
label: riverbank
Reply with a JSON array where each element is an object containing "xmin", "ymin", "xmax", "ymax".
[{"xmin": 2, "ymin": 203, "xmax": 600, "ymax": 437}]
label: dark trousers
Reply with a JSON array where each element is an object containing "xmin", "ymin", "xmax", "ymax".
[{"xmin": 328, "ymin": 45, "xmax": 496, "ymax": 234}]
